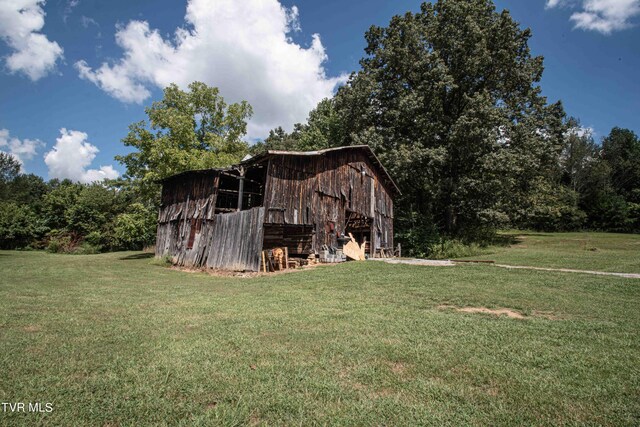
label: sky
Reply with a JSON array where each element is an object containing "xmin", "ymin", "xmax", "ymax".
[{"xmin": 0, "ymin": 0, "xmax": 639, "ymax": 183}]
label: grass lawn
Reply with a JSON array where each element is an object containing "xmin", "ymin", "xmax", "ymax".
[
  {"xmin": 460, "ymin": 231, "xmax": 640, "ymax": 273},
  {"xmin": 1, "ymin": 236, "xmax": 639, "ymax": 425}
]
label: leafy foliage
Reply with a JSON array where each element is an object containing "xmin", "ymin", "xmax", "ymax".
[
  {"xmin": 270, "ymin": 0, "xmax": 567, "ymax": 252},
  {"xmin": 117, "ymin": 82, "xmax": 252, "ymax": 199},
  {"xmin": 113, "ymin": 203, "xmax": 157, "ymax": 250},
  {"xmin": 0, "ymin": 202, "xmax": 44, "ymax": 249},
  {"xmin": 0, "ymin": 153, "xmax": 20, "ymax": 179}
]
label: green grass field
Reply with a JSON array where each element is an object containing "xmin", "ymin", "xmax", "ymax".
[
  {"xmin": 462, "ymin": 231, "xmax": 640, "ymax": 273},
  {"xmin": 1, "ymin": 232, "xmax": 639, "ymax": 425}
]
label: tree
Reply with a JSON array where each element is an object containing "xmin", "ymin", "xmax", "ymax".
[
  {"xmin": 0, "ymin": 153, "xmax": 20, "ymax": 183},
  {"xmin": 560, "ymin": 118, "xmax": 599, "ymax": 194},
  {"xmin": 42, "ymin": 180, "xmax": 83, "ymax": 231},
  {"xmin": 65, "ymin": 184, "xmax": 119, "ymax": 237},
  {"xmin": 5, "ymin": 174, "xmax": 48, "ymax": 210},
  {"xmin": 251, "ymin": 99, "xmax": 344, "ymax": 155},
  {"xmin": 295, "ymin": 98, "xmax": 345, "ymax": 151},
  {"xmin": 113, "ymin": 203, "xmax": 157, "ymax": 250},
  {"xmin": 329, "ymin": 0, "xmax": 564, "ymax": 248},
  {"xmin": 0, "ymin": 153, "xmax": 21, "ymax": 201},
  {"xmin": 248, "ymin": 126, "xmax": 301, "ymax": 155},
  {"xmin": 117, "ymin": 82, "xmax": 253, "ymax": 199},
  {"xmin": 601, "ymin": 127, "xmax": 640, "ymax": 203},
  {"xmin": 0, "ymin": 202, "xmax": 44, "ymax": 249}
]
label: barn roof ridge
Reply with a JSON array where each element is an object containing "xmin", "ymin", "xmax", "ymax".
[{"xmin": 161, "ymin": 145, "xmax": 400, "ymax": 195}]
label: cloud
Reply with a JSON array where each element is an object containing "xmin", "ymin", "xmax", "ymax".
[
  {"xmin": 546, "ymin": 0, "xmax": 640, "ymax": 34},
  {"xmin": 0, "ymin": 128, "xmax": 44, "ymax": 170},
  {"xmin": 75, "ymin": 0, "xmax": 347, "ymax": 139},
  {"xmin": 545, "ymin": 0, "xmax": 568, "ymax": 8},
  {"xmin": 44, "ymin": 129, "xmax": 119, "ymax": 183},
  {"xmin": 574, "ymin": 125, "xmax": 595, "ymax": 138},
  {"xmin": 63, "ymin": 0, "xmax": 79, "ymax": 23},
  {"xmin": 80, "ymin": 15, "xmax": 98, "ymax": 29},
  {"xmin": 0, "ymin": 0, "xmax": 64, "ymax": 80}
]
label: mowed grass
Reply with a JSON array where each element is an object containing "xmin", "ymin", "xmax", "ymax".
[
  {"xmin": 0, "ymin": 242, "xmax": 639, "ymax": 425},
  {"xmin": 461, "ymin": 231, "xmax": 640, "ymax": 273}
]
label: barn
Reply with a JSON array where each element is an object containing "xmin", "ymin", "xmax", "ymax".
[{"xmin": 155, "ymin": 145, "xmax": 399, "ymax": 271}]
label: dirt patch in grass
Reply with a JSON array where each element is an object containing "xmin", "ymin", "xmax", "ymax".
[
  {"xmin": 248, "ymin": 412, "xmax": 262, "ymax": 426},
  {"xmin": 459, "ymin": 306, "xmax": 525, "ymax": 319},
  {"xmin": 387, "ymin": 361, "xmax": 407, "ymax": 375},
  {"xmin": 438, "ymin": 304, "xmax": 524, "ymax": 319},
  {"xmin": 23, "ymin": 325, "xmax": 41, "ymax": 332},
  {"xmin": 371, "ymin": 388, "xmax": 395, "ymax": 399},
  {"xmin": 438, "ymin": 305, "xmax": 563, "ymax": 320}
]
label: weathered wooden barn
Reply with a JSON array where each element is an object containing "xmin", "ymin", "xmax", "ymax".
[{"xmin": 155, "ymin": 145, "xmax": 399, "ymax": 271}]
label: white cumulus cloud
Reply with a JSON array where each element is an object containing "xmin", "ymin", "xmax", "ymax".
[
  {"xmin": 545, "ymin": 0, "xmax": 566, "ymax": 7},
  {"xmin": 546, "ymin": 0, "xmax": 640, "ymax": 34},
  {"xmin": 0, "ymin": 0, "xmax": 64, "ymax": 80},
  {"xmin": 44, "ymin": 128, "xmax": 119, "ymax": 183},
  {"xmin": 75, "ymin": 0, "xmax": 347, "ymax": 139},
  {"xmin": 0, "ymin": 128, "xmax": 44, "ymax": 170}
]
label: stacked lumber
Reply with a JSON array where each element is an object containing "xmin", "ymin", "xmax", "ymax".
[{"xmin": 262, "ymin": 224, "xmax": 313, "ymax": 255}]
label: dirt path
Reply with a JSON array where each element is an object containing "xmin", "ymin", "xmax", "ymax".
[
  {"xmin": 369, "ymin": 258, "xmax": 455, "ymax": 266},
  {"xmin": 370, "ymin": 258, "xmax": 640, "ymax": 278},
  {"xmin": 492, "ymin": 264, "xmax": 640, "ymax": 279}
]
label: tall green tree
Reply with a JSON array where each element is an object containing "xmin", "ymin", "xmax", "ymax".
[
  {"xmin": 251, "ymin": 99, "xmax": 344, "ymax": 155},
  {"xmin": 248, "ymin": 126, "xmax": 301, "ymax": 154},
  {"xmin": 295, "ymin": 98, "xmax": 344, "ymax": 151},
  {"xmin": 561, "ymin": 118, "xmax": 599, "ymax": 194},
  {"xmin": 5, "ymin": 174, "xmax": 48, "ymax": 210},
  {"xmin": 42, "ymin": 180, "xmax": 83, "ymax": 231},
  {"xmin": 0, "ymin": 153, "xmax": 21, "ymax": 201},
  {"xmin": 330, "ymin": 0, "xmax": 564, "ymax": 248},
  {"xmin": 601, "ymin": 127, "xmax": 640, "ymax": 203},
  {"xmin": 113, "ymin": 203, "xmax": 157, "ymax": 250},
  {"xmin": 0, "ymin": 202, "xmax": 44, "ymax": 249},
  {"xmin": 0, "ymin": 153, "xmax": 20, "ymax": 183},
  {"xmin": 117, "ymin": 82, "xmax": 253, "ymax": 199}
]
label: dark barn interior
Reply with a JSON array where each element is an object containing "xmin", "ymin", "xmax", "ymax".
[{"xmin": 155, "ymin": 145, "xmax": 398, "ymax": 271}]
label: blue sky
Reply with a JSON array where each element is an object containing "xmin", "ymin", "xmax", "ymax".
[{"xmin": 0, "ymin": 0, "xmax": 638, "ymax": 182}]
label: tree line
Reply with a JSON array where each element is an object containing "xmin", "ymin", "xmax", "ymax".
[
  {"xmin": 1, "ymin": 0, "xmax": 638, "ymax": 255},
  {"xmin": 0, "ymin": 156, "xmax": 156, "ymax": 252}
]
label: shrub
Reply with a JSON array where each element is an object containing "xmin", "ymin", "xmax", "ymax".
[
  {"xmin": 113, "ymin": 203, "xmax": 157, "ymax": 250},
  {"xmin": 150, "ymin": 254, "xmax": 173, "ymax": 266},
  {"xmin": 427, "ymin": 239, "xmax": 488, "ymax": 260},
  {"xmin": 46, "ymin": 233, "xmax": 73, "ymax": 253},
  {"xmin": 71, "ymin": 242, "xmax": 101, "ymax": 255}
]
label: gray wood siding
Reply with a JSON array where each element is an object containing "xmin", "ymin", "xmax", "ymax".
[{"xmin": 204, "ymin": 207, "xmax": 264, "ymax": 271}]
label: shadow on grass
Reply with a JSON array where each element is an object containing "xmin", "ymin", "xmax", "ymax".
[
  {"xmin": 119, "ymin": 253, "xmax": 155, "ymax": 260},
  {"xmin": 487, "ymin": 234, "xmax": 522, "ymax": 247}
]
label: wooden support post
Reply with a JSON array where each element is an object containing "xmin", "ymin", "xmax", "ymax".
[
  {"xmin": 284, "ymin": 246, "xmax": 289, "ymax": 270},
  {"xmin": 262, "ymin": 250, "xmax": 267, "ymax": 273},
  {"xmin": 237, "ymin": 176, "xmax": 245, "ymax": 211}
]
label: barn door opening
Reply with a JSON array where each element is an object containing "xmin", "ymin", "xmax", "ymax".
[{"xmin": 344, "ymin": 210, "xmax": 372, "ymax": 256}]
